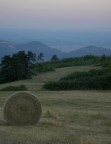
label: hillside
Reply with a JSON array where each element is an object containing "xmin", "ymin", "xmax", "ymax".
[
  {"xmin": 0, "ymin": 40, "xmax": 64, "ymax": 60},
  {"xmin": 0, "ymin": 65, "xmax": 97, "ymax": 91}
]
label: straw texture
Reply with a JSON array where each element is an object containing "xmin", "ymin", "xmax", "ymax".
[{"xmin": 3, "ymin": 92, "xmax": 42, "ymax": 125}]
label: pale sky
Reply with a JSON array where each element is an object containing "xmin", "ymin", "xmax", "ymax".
[{"xmin": 0, "ymin": 0, "xmax": 111, "ymax": 30}]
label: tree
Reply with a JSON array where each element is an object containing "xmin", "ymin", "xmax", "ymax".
[
  {"xmin": 12, "ymin": 51, "xmax": 29, "ymax": 80},
  {"xmin": 0, "ymin": 55, "xmax": 12, "ymax": 82},
  {"xmin": 100, "ymin": 54, "xmax": 106, "ymax": 61},
  {"xmin": 27, "ymin": 51, "xmax": 37, "ymax": 69},
  {"xmin": 51, "ymin": 54, "xmax": 59, "ymax": 62},
  {"xmin": 38, "ymin": 52, "xmax": 44, "ymax": 62},
  {"xmin": 0, "ymin": 51, "xmax": 36, "ymax": 83}
]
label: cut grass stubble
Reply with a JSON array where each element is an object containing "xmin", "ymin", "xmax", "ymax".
[{"xmin": 0, "ymin": 66, "xmax": 111, "ymax": 144}]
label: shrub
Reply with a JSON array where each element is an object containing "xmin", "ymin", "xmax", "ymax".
[
  {"xmin": 0, "ymin": 84, "xmax": 28, "ymax": 91},
  {"xmin": 43, "ymin": 68, "xmax": 111, "ymax": 90}
]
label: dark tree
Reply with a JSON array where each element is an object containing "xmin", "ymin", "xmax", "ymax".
[
  {"xmin": 27, "ymin": 51, "xmax": 37, "ymax": 68},
  {"xmin": 51, "ymin": 54, "xmax": 59, "ymax": 62},
  {"xmin": 0, "ymin": 51, "xmax": 36, "ymax": 83},
  {"xmin": 38, "ymin": 52, "xmax": 44, "ymax": 62},
  {"xmin": 0, "ymin": 55, "xmax": 12, "ymax": 82}
]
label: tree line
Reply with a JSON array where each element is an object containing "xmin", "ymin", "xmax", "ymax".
[{"xmin": 0, "ymin": 51, "xmax": 59, "ymax": 83}]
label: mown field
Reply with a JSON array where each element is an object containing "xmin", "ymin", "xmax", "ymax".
[{"xmin": 0, "ymin": 65, "xmax": 111, "ymax": 144}]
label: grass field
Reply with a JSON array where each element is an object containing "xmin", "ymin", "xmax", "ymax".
[{"xmin": 0, "ymin": 65, "xmax": 111, "ymax": 144}]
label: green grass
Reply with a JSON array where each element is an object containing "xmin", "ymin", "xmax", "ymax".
[{"xmin": 0, "ymin": 65, "xmax": 111, "ymax": 144}]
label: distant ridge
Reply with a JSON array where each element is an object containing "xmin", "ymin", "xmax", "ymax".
[
  {"xmin": 65, "ymin": 45, "xmax": 111, "ymax": 57},
  {"xmin": 0, "ymin": 40, "xmax": 111, "ymax": 60},
  {"xmin": 0, "ymin": 40, "xmax": 64, "ymax": 60}
]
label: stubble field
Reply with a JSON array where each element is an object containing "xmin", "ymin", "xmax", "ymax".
[{"xmin": 0, "ymin": 65, "xmax": 111, "ymax": 144}]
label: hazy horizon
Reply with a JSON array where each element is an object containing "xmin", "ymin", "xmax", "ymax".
[
  {"xmin": 0, "ymin": 28, "xmax": 111, "ymax": 52},
  {"xmin": 0, "ymin": 0, "xmax": 111, "ymax": 51}
]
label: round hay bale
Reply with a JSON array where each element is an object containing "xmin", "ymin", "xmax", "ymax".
[{"xmin": 3, "ymin": 91, "xmax": 42, "ymax": 125}]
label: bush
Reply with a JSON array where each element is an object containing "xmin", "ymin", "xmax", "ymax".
[
  {"xmin": 0, "ymin": 84, "xmax": 28, "ymax": 91},
  {"xmin": 52, "ymin": 55, "xmax": 100, "ymax": 68},
  {"xmin": 43, "ymin": 68, "xmax": 111, "ymax": 90}
]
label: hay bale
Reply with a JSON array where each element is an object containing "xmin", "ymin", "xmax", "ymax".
[{"xmin": 3, "ymin": 91, "xmax": 42, "ymax": 125}]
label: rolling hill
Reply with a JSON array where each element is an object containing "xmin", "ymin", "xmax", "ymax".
[
  {"xmin": 0, "ymin": 40, "xmax": 111, "ymax": 60},
  {"xmin": 0, "ymin": 40, "xmax": 65, "ymax": 60},
  {"xmin": 66, "ymin": 45, "xmax": 111, "ymax": 57}
]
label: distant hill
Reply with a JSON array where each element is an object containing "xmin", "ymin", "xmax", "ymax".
[
  {"xmin": 0, "ymin": 40, "xmax": 111, "ymax": 60},
  {"xmin": 0, "ymin": 40, "xmax": 65, "ymax": 60},
  {"xmin": 0, "ymin": 40, "xmax": 18, "ymax": 58},
  {"xmin": 65, "ymin": 46, "xmax": 111, "ymax": 57}
]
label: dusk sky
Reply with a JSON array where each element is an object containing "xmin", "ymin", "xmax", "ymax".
[{"xmin": 0, "ymin": 0, "xmax": 111, "ymax": 30}]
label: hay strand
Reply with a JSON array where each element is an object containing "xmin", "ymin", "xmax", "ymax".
[{"xmin": 3, "ymin": 91, "xmax": 42, "ymax": 125}]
